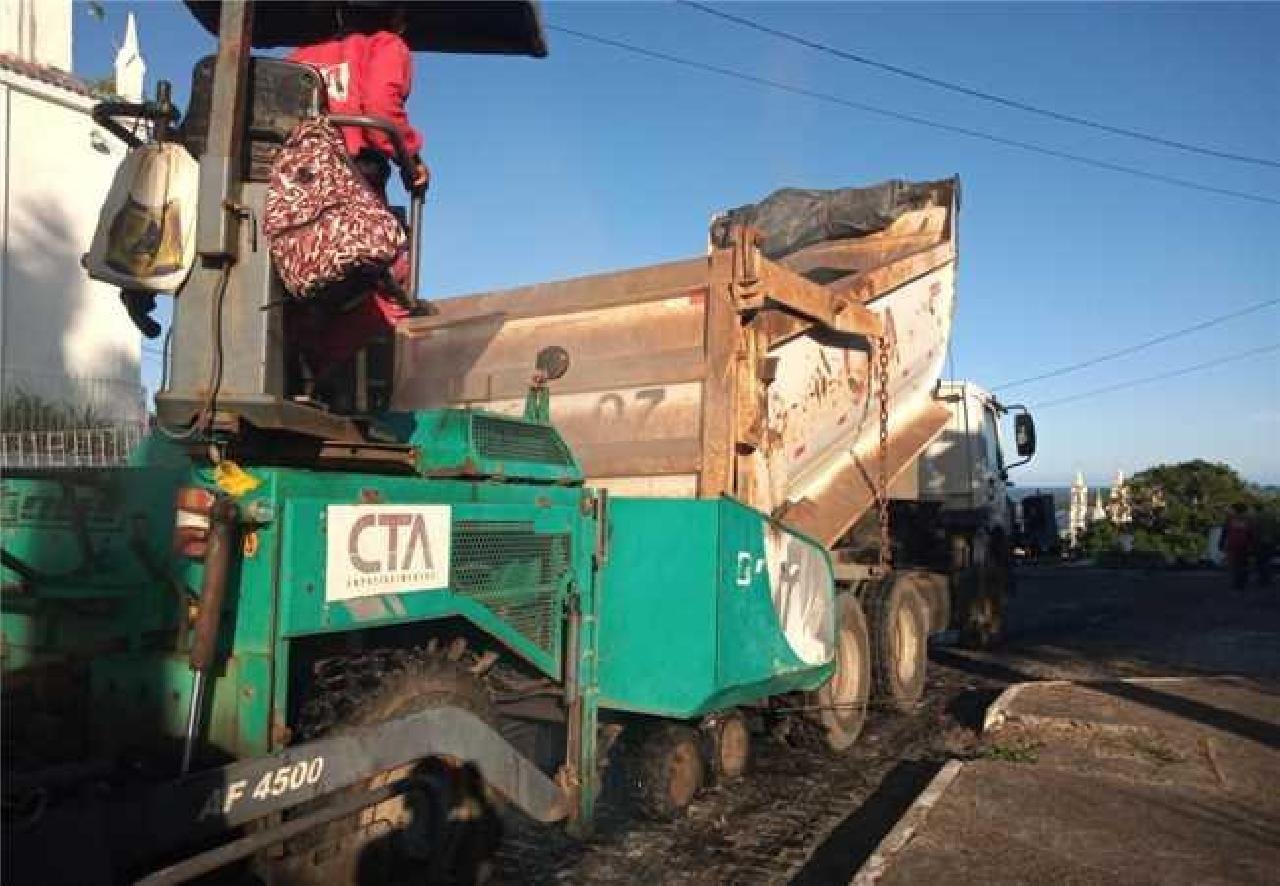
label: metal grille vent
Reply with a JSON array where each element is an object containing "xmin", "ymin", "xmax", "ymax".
[
  {"xmin": 451, "ymin": 521, "xmax": 569, "ymax": 652},
  {"xmin": 472, "ymin": 416, "xmax": 573, "ymax": 466}
]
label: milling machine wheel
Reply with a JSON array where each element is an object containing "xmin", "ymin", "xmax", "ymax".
[
  {"xmin": 808, "ymin": 592, "xmax": 871, "ymax": 752},
  {"xmin": 625, "ymin": 722, "xmax": 706, "ymax": 820},
  {"xmin": 703, "ymin": 710, "xmax": 751, "ymax": 783},
  {"xmin": 261, "ymin": 644, "xmax": 502, "ymax": 886},
  {"xmin": 864, "ymin": 574, "xmax": 928, "ymax": 713}
]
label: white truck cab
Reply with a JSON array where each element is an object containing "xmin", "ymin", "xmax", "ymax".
[
  {"xmin": 890, "ymin": 381, "xmax": 1037, "ymax": 647},
  {"xmin": 916, "ymin": 381, "xmax": 1035, "ymax": 534}
]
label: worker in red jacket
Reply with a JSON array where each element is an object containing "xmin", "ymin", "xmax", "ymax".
[
  {"xmin": 290, "ymin": 3, "xmax": 429, "ymax": 196},
  {"xmin": 288, "ymin": 2, "xmax": 429, "ymax": 408}
]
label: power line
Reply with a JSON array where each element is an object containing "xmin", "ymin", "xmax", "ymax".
[
  {"xmin": 549, "ymin": 25, "xmax": 1280, "ymax": 207},
  {"xmin": 1032, "ymin": 342, "xmax": 1280, "ymax": 408},
  {"xmin": 995, "ymin": 297, "xmax": 1280, "ymax": 390},
  {"xmin": 680, "ymin": 1, "xmax": 1280, "ymax": 171}
]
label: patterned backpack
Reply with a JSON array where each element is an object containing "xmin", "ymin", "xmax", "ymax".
[{"xmin": 264, "ymin": 117, "xmax": 406, "ymax": 305}]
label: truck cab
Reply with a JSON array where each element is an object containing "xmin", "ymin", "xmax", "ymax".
[
  {"xmin": 889, "ymin": 381, "xmax": 1036, "ymax": 647},
  {"xmin": 916, "ymin": 381, "xmax": 1034, "ymax": 536}
]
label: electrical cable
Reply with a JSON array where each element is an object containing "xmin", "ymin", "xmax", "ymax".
[
  {"xmin": 1031, "ymin": 342, "xmax": 1280, "ymax": 408},
  {"xmin": 994, "ymin": 297, "xmax": 1280, "ymax": 390},
  {"xmin": 154, "ymin": 265, "xmax": 230, "ymax": 441},
  {"xmin": 679, "ymin": 1, "xmax": 1280, "ymax": 170},
  {"xmin": 548, "ymin": 25, "xmax": 1280, "ymax": 208}
]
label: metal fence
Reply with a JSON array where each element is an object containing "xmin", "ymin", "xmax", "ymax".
[
  {"xmin": 1, "ymin": 373, "xmax": 149, "ymax": 469},
  {"xmin": 0, "ymin": 423, "xmax": 149, "ymax": 468}
]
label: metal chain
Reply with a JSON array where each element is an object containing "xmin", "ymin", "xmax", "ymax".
[{"xmin": 876, "ymin": 335, "xmax": 892, "ymax": 568}]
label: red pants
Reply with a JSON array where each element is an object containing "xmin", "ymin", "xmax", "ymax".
[{"xmin": 294, "ymin": 247, "xmax": 411, "ymax": 380}]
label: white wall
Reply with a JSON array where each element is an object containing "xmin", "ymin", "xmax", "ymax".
[
  {"xmin": 0, "ymin": 72, "xmax": 141, "ymax": 422},
  {"xmin": 0, "ymin": 0, "xmax": 73, "ymax": 71}
]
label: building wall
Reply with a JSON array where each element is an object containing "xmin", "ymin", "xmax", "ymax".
[
  {"xmin": 0, "ymin": 71, "xmax": 142, "ymax": 423},
  {"xmin": 0, "ymin": 0, "xmax": 72, "ymax": 71}
]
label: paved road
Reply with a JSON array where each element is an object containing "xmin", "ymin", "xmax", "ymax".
[{"xmin": 494, "ymin": 568, "xmax": 1280, "ymax": 885}]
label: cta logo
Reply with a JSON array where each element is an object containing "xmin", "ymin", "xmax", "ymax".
[{"xmin": 325, "ymin": 505, "xmax": 451, "ymax": 602}]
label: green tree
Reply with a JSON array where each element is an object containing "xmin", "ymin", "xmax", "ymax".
[
  {"xmin": 1078, "ymin": 519, "xmax": 1119, "ymax": 560},
  {"xmin": 1127, "ymin": 460, "xmax": 1254, "ymax": 563}
]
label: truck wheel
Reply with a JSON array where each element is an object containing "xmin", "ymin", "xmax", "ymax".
[
  {"xmin": 703, "ymin": 710, "xmax": 751, "ymax": 783},
  {"xmin": 626, "ymin": 722, "xmax": 705, "ymax": 820},
  {"xmin": 264, "ymin": 646, "xmax": 502, "ymax": 886},
  {"xmin": 898, "ymin": 569, "xmax": 950, "ymax": 636},
  {"xmin": 808, "ymin": 593, "xmax": 871, "ymax": 752},
  {"xmin": 864, "ymin": 574, "xmax": 928, "ymax": 712},
  {"xmin": 954, "ymin": 531, "xmax": 1008, "ymax": 650},
  {"xmin": 960, "ymin": 576, "xmax": 1005, "ymax": 650}
]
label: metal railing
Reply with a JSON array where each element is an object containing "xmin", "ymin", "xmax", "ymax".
[
  {"xmin": 0, "ymin": 423, "xmax": 148, "ymax": 468},
  {"xmin": 1, "ymin": 374, "xmax": 149, "ymax": 469}
]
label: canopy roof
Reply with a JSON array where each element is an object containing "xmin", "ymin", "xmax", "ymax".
[{"xmin": 183, "ymin": 1, "xmax": 548, "ymax": 57}]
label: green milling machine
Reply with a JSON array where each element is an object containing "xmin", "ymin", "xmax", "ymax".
[{"xmin": 1, "ymin": 3, "xmax": 854, "ymax": 883}]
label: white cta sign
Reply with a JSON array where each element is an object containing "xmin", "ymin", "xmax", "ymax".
[{"xmin": 325, "ymin": 505, "xmax": 451, "ymax": 602}]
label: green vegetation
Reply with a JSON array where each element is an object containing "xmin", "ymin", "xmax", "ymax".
[
  {"xmin": 983, "ymin": 740, "xmax": 1042, "ymax": 764},
  {"xmin": 1078, "ymin": 519, "xmax": 1120, "ymax": 560},
  {"xmin": 1083, "ymin": 460, "xmax": 1280, "ymax": 565}
]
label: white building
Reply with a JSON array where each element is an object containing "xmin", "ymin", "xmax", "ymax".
[
  {"xmin": 1068, "ymin": 470, "xmax": 1089, "ymax": 545},
  {"xmin": 1106, "ymin": 469, "xmax": 1133, "ymax": 525},
  {"xmin": 1, "ymin": 0, "xmax": 145, "ymax": 463}
]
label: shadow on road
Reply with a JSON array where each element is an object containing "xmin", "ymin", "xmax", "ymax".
[
  {"xmin": 788, "ymin": 759, "xmax": 942, "ymax": 886},
  {"xmin": 930, "ymin": 649, "xmax": 1280, "ymax": 750},
  {"xmin": 1080, "ymin": 679, "xmax": 1280, "ymax": 750}
]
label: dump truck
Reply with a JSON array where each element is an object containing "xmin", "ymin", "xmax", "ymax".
[
  {"xmin": 0, "ymin": 4, "xmax": 1005, "ymax": 884},
  {"xmin": 391, "ymin": 181, "xmax": 1036, "ymax": 714}
]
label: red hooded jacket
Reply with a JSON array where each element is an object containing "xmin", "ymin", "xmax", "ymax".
[{"xmin": 290, "ymin": 31, "xmax": 423, "ymax": 161}]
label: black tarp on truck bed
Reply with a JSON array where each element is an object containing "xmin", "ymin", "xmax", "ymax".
[{"xmin": 712, "ymin": 177, "xmax": 959, "ymax": 261}]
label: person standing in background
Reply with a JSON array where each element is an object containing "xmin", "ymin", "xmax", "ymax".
[{"xmin": 1219, "ymin": 502, "xmax": 1253, "ymax": 590}]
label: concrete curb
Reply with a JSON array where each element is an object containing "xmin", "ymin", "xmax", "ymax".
[
  {"xmin": 982, "ymin": 680, "xmax": 1065, "ymax": 733},
  {"xmin": 981, "ymin": 676, "xmax": 1222, "ymax": 735},
  {"xmin": 848, "ymin": 759, "xmax": 964, "ymax": 886}
]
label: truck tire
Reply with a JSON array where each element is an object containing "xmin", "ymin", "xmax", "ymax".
[
  {"xmin": 897, "ymin": 569, "xmax": 950, "ymax": 636},
  {"xmin": 864, "ymin": 574, "xmax": 928, "ymax": 712},
  {"xmin": 624, "ymin": 722, "xmax": 706, "ymax": 820},
  {"xmin": 959, "ymin": 582, "xmax": 1005, "ymax": 650},
  {"xmin": 808, "ymin": 593, "xmax": 871, "ymax": 752},
  {"xmin": 264, "ymin": 645, "xmax": 502, "ymax": 886},
  {"xmin": 702, "ymin": 710, "xmax": 751, "ymax": 783},
  {"xmin": 952, "ymin": 531, "xmax": 1008, "ymax": 650}
]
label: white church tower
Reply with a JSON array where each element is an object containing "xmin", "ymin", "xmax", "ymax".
[
  {"xmin": 1069, "ymin": 471, "xmax": 1089, "ymax": 546},
  {"xmin": 114, "ymin": 13, "xmax": 145, "ymax": 101},
  {"xmin": 1089, "ymin": 488, "xmax": 1107, "ymax": 524},
  {"xmin": 1107, "ymin": 469, "xmax": 1132, "ymax": 525}
]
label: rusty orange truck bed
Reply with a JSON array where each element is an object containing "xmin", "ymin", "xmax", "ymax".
[{"xmin": 393, "ymin": 179, "xmax": 958, "ymax": 548}]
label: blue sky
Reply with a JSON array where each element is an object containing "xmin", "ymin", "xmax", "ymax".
[{"xmin": 74, "ymin": 1, "xmax": 1278, "ymax": 485}]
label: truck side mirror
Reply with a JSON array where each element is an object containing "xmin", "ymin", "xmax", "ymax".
[
  {"xmin": 535, "ymin": 346, "xmax": 571, "ymax": 381},
  {"xmin": 1014, "ymin": 413, "xmax": 1036, "ymax": 458}
]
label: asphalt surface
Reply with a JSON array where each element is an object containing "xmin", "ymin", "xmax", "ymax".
[{"xmin": 493, "ymin": 567, "xmax": 1280, "ymax": 885}]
